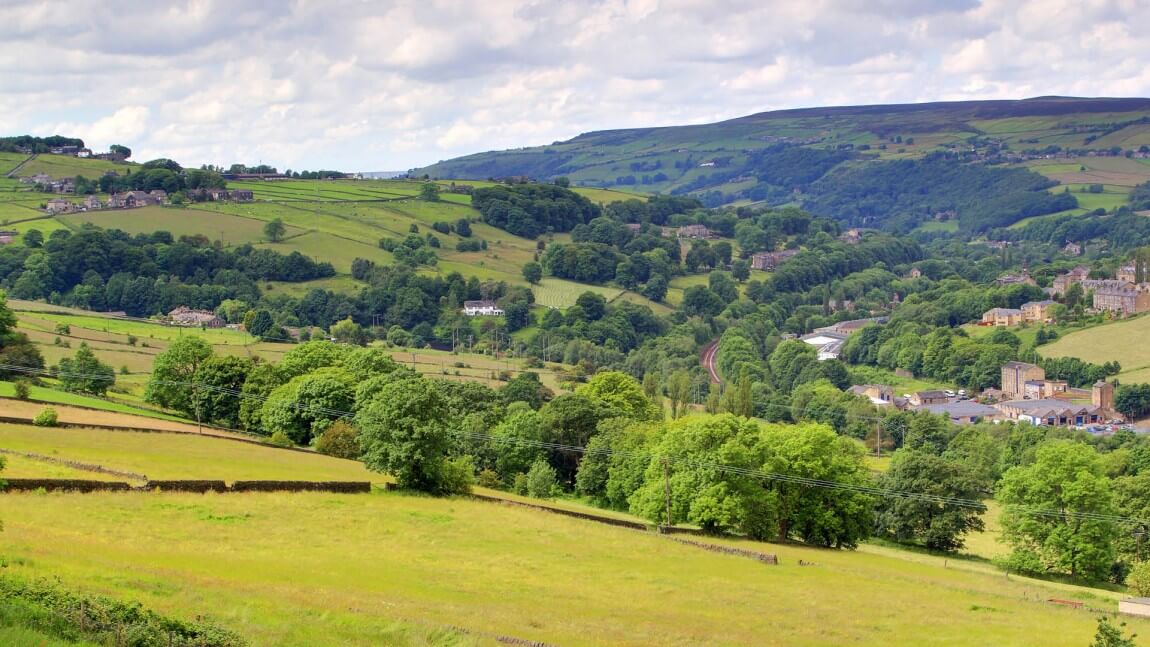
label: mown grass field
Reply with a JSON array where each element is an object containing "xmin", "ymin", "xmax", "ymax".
[
  {"xmin": 0, "ymin": 423, "xmax": 377, "ymax": 482},
  {"xmin": 16, "ymin": 154, "xmax": 135, "ymax": 179},
  {"xmin": 1042, "ymin": 314, "xmax": 1150, "ymax": 382},
  {"xmin": 532, "ymin": 277, "xmax": 623, "ymax": 309},
  {"xmin": 62, "ymin": 205, "xmax": 306, "ymax": 243},
  {"xmin": 0, "ymin": 485, "xmax": 1138, "ymax": 646}
]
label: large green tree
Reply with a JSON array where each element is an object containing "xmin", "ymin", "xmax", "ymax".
[
  {"xmin": 356, "ymin": 377, "xmax": 463, "ymax": 494},
  {"xmin": 145, "ymin": 336, "xmax": 213, "ymax": 414},
  {"xmin": 875, "ymin": 449, "xmax": 986, "ymax": 552},
  {"xmin": 998, "ymin": 441, "xmax": 1119, "ymax": 581},
  {"xmin": 190, "ymin": 355, "xmax": 253, "ymax": 428},
  {"xmin": 57, "ymin": 342, "xmax": 115, "ymax": 396},
  {"xmin": 576, "ymin": 370, "xmax": 661, "ymax": 421},
  {"xmin": 260, "ymin": 369, "xmax": 355, "ymax": 444}
]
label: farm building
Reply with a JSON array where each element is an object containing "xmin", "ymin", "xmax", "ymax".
[
  {"xmin": 0, "ymin": 230, "xmax": 17, "ymax": 245},
  {"xmin": 908, "ymin": 391, "xmax": 949, "ymax": 407},
  {"xmin": 463, "ymin": 300, "xmax": 504, "ymax": 316},
  {"xmin": 750, "ymin": 249, "xmax": 799, "ymax": 271},
  {"xmin": 168, "ymin": 306, "xmax": 225, "ymax": 328}
]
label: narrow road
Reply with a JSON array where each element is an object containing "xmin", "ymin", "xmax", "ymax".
[{"xmin": 701, "ymin": 339, "xmax": 722, "ymax": 385}]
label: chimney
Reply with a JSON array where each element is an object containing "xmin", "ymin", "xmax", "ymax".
[{"xmin": 1092, "ymin": 381, "xmax": 1114, "ymax": 410}]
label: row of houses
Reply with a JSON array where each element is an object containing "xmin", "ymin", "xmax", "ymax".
[
  {"xmin": 981, "ymin": 300, "xmax": 1056, "ymax": 326},
  {"xmin": 1051, "ymin": 264, "xmax": 1150, "ymax": 315}
]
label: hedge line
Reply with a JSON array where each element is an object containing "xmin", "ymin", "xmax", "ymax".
[{"xmin": 0, "ymin": 574, "xmax": 247, "ymax": 646}]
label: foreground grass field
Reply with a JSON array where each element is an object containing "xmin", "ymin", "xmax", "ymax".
[
  {"xmin": 0, "ymin": 489, "xmax": 1138, "ymax": 646},
  {"xmin": 1, "ymin": 420, "xmax": 1143, "ymax": 645}
]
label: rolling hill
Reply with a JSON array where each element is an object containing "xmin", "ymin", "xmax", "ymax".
[{"xmin": 412, "ymin": 96, "xmax": 1150, "ymax": 231}]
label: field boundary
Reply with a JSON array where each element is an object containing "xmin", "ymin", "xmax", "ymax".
[
  {"xmin": 0, "ymin": 478, "xmax": 373, "ymax": 494},
  {"xmin": 0, "ymin": 447, "xmax": 147, "ymax": 480},
  {"xmin": 471, "ymin": 493, "xmax": 779, "ymax": 565}
]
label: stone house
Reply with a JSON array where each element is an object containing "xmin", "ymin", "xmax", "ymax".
[
  {"xmin": 1001, "ymin": 361, "xmax": 1045, "ymax": 400},
  {"xmin": 982, "ymin": 308, "xmax": 1023, "ymax": 327}
]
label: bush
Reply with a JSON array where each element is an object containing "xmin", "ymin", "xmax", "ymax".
[
  {"xmin": 268, "ymin": 430, "xmax": 294, "ymax": 447},
  {"xmin": 439, "ymin": 455, "xmax": 475, "ymax": 495},
  {"xmin": 1128, "ymin": 561, "xmax": 1150, "ymax": 596},
  {"xmin": 315, "ymin": 420, "xmax": 361, "ymax": 459},
  {"xmin": 512, "ymin": 472, "xmax": 530, "ymax": 495},
  {"xmin": 523, "ymin": 459, "xmax": 558, "ymax": 499},
  {"xmin": 33, "ymin": 407, "xmax": 58, "ymax": 427},
  {"xmin": 476, "ymin": 469, "xmax": 502, "ymax": 489},
  {"xmin": 13, "ymin": 380, "xmax": 30, "ymax": 400}
]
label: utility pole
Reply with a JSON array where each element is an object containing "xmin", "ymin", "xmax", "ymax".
[
  {"xmin": 662, "ymin": 457, "xmax": 672, "ymax": 533},
  {"xmin": 875, "ymin": 421, "xmax": 882, "ymax": 457}
]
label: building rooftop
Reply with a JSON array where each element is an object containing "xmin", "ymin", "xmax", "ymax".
[{"xmin": 916, "ymin": 401, "xmax": 1000, "ymax": 418}]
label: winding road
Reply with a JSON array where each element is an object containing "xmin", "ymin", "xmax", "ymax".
[{"xmin": 701, "ymin": 339, "xmax": 722, "ymax": 385}]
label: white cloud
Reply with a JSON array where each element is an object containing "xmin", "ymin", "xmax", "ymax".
[{"xmin": 0, "ymin": 0, "xmax": 1148, "ymax": 171}]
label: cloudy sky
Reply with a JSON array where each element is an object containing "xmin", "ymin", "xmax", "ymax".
[{"xmin": 3, "ymin": 0, "xmax": 1149, "ymax": 171}]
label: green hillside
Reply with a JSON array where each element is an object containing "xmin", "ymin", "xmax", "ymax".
[{"xmin": 413, "ymin": 96, "xmax": 1150, "ymax": 230}]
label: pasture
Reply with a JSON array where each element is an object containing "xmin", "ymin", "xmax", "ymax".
[
  {"xmin": 61, "ymin": 205, "xmax": 304, "ymax": 243},
  {"xmin": 532, "ymin": 277, "xmax": 623, "ymax": 309},
  {"xmin": 0, "ymin": 484, "xmax": 1137, "ymax": 646},
  {"xmin": 1042, "ymin": 314, "xmax": 1150, "ymax": 380},
  {"xmin": 15, "ymin": 154, "xmax": 134, "ymax": 180}
]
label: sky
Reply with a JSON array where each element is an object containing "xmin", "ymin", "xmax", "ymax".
[{"xmin": 3, "ymin": 0, "xmax": 1150, "ymax": 172}]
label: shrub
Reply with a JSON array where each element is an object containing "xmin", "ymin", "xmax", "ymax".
[
  {"xmin": 512, "ymin": 472, "xmax": 530, "ymax": 496},
  {"xmin": 33, "ymin": 408, "xmax": 58, "ymax": 427},
  {"xmin": 268, "ymin": 430, "xmax": 294, "ymax": 447},
  {"xmin": 476, "ymin": 469, "xmax": 502, "ymax": 489},
  {"xmin": 315, "ymin": 420, "xmax": 361, "ymax": 459},
  {"xmin": 439, "ymin": 455, "xmax": 476, "ymax": 495},
  {"xmin": 13, "ymin": 380, "xmax": 30, "ymax": 400},
  {"xmin": 524, "ymin": 459, "xmax": 558, "ymax": 499},
  {"xmin": 1129, "ymin": 561, "xmax": 1150, "ymax": 596}
]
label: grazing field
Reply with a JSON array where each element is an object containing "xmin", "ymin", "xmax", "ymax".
[
  {"xmin": 532, "ymin": 278, "xmax": 623, "ymax": 309},
  {"xmin": 61, "ymin": 206, "xmax": 305, "ymax": 243},
  {"xmin": 15, "ymin": 154, "xmax": 135, "ymax": 180},
  {"xmin": 1041, "ymin": 315, "xmax": 1150, "ymax": 379},
  {"xmin": 0, "ymin": 487, "xmax": 1137, "ymax": 647},
  {"xmin": 0, "ymin": 423, "xmax": 377, "ymax": 482}
]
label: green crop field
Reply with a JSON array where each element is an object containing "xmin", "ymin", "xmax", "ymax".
[
  {"xmin": 0, "ymin": 485, "xmax": 1138, "ymax": 646},
  {"xmin": 16, "ymin": 154, "xmax": 135, "ymax": 180},
  {"xmin": 61, "ymin": 205, "xmax": 305, "ymax": 243},
  {"xmin": 533, "ymin": 278, "xmax": 623, "ymax": 309},
  {"xmin": 1042, "ymin": 315, "xmax": 1150, "ymax": 380}
]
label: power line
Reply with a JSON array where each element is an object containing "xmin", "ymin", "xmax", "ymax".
[{"xmin": 2, "ymin": 361, "xmax": 1146, "ymax": 527}]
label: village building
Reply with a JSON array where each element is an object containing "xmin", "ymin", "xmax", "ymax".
[
  {"xmin": 799, "ymin": 330, "xmax": 849, "ymax": 361},
  {"xmin": 82, "ymin": 195, "xmax": 103, "ymax": 210},
  {"xmin": 915, "ymin": 401, "xmax": 1002, "ymax": 425},
  {"xmin": 1023, "ymin": 379, "xmax": 1068, "ymax": 400},
  {"xmin": 993, "ymin": 399, "xmax": 1105, "ymax": 427},
  {"xmin": 167, "ymin": 306, "xmax": 225, "ymax": 328},
  {"xmin": 909, "ymin": 390, "xmax": 950, "ymax": 407},
  {"xmin": 848, "ymin": 384, "xmax": 894, "ymax": 406},
  {"xmin": 750, "ymin": 249, "xmax": 799, "ymax": 271},
  {"xmin": 462, "ymin": 300, "xmax": 504, "ymax": 316},
  {"xmin": 1062, "ymin": 241, "xmax": 1082, "ymax": 256},
  {"xmin": 1117, "ymin": 264, "xmax": 1138, "ymax": 284},
  {"xmin": 1001, "ymin": 361, "xmax": 1045, "ymax": 400},
  {"xmin": 909, "ymin": 267, "xmax": 923, "ymax": 279},
  {"xmin": 1051, "ymin": 265, "xmax": 1091, "ymax": 295},
  {"xmin": 625, "ymin": 223, "xmax": 642, "ymax": 233},
  {"xmin": 994, "ymin": 268, "xmax": 1037, "ymax": 287},
  {"xmin": 676, "ymin": 224, "xmax": 712, "ymax": 240},
  {"xmin": 1088, "ymin": 280, "xmax": 1150, "ymax": 315},
  {"xmin": 0, "ymin": 230, "xmax": 17, "ymax": 245},
  {"xmin": 838, "ymin": 228, "xmax": 862, "ymax": 244},
  {"xmin": 981, "ymin": 307, "xmax": 1023, "ymax": 327},
  {"xmin": 1020, "ymin": 300, "xmax": 1056, "ymax": 323},
  {"xmin": 45, "ymin": 198, "xmax": 75, "ymax": 214}
]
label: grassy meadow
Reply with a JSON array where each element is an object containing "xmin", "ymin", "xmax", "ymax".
[
  {"xmin": 0, "ymin": 485, "xmax": 1140, "ymax": 646},
  {"xmin": 1041, "ymin": 314, "xmax": 1150, "ymax": 381}
]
